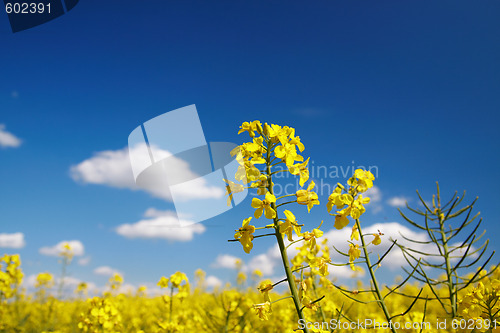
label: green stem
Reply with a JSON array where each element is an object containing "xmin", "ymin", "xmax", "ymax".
[
  {"xmin": 266, "ymin": 141, "xmax": 310, "ymax": 333},
  {"xmin": 356, "ymin": 219, "xmax": 397, "ymax": 333},
  {"xmin": 169, "ymin": 285, "xmax": 174, "ymax": 323},
  {"xmin": 486, "ymin": 295, "xmax": 497, "ymax": 333},
  {"xmin": 292, "ymin": 265, "xmax": 311, "ymax": 273},
  {"xmin": 272, "ymin": 295, "xmax": 294, "ymax": 304},
  {"xmin": 224, "ymin": 306, "xmax": 231, "ymax": 333},
  {"xmin": 438, "ymin": 212, "xmax": 457, "ymax": 318},
  {"xmin": 272, "ymin": 278, "xmax": 288, "ymax": 288},
  {"xmin": 311, "ymin": 273, "xmax": 331, "ymax": 332},
  {"xmin": 277, "ymin": 193, "xmax": 297, "ymax": 201}
]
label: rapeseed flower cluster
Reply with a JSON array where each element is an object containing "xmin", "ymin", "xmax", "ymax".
[
  {"xmin": 226, "ymin": 121, "xmax": 385, "ymax": 332},
  {"xmin": 0, "ymin": 254, "xmax": 23, "ymax": 300}
]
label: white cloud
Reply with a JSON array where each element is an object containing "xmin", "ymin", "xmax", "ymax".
[
  {"xmin": 39, "ymin": 240, "xmax": 84, "ymax": 257},
  {"xmin": 24, "ymin": 274, "xmax": 39, "ymax": 288},
  {"xmin": 322, "ymin": 222, "xmax": 429, "ymax": 269},
  {"xmin": 366, "ymin": 186, "xmax": 382, "ymax": 203},
  {"xmin": 319, "ymin": 222, "xmax": 473, "ymax": 271},
  {"xmin": 78, "ymin": 256, "xmax": 91, "ymax": 266},
  {"xmin": 94, "ymin": 266, "xmax": 122, "ymax": 277},
  {"xmin": 213, "ymin": 246, "xmax": 281, "ymax": 277},
  {"xmin": 115, "ymin": 209, "xmax": 205, "ymax": 241},
  {"xmin": 245, "ymin": 252, "xmax": 277, "ymax": 276},
  {"xmin": 244, "ymin": 245, "xmax": 283, "ymax": 277},
  {"xmin": 0, "ymin": 232, "xmax": 25, "ymax": 248},
  {"xmin": 60, "ymin": 276, "xmax": 97, "ymax": 290},
  {"xmin": 0, "ymin": 124, "xmax": 22, "ymax": 148},
  {"xmin": 365, "ymin": 186, "xmax": 382, "ymax": 213},
  {"xmin": 23, "ymin": 274, "xmax": 97, "ymax": 294},
  {"xmin": 206, "ymin": 275, "xmax": 223, "ymax": 288},
  {"xmin": 70, "ymin": 147, "xmax": 137, "ymax": 190},
  {"xmin": 333, "ymin": 265, "xmax": 365, "ymax": 278},
  {"xmin": 70, "ymin": 145, "xmax": 223, "ymax": 202},
  {"xmin": 144, "ymin": 208, "xmax": 168, "ymax": 218},
  {"xmin": 212, "ymin": 251, "xmax": 280, "ymax": 276},
  {"xmin": 117, "ymin": 283, "xmax": 136, "ymax": 294},
  {"xmin": 417, "ymin": 200, "xmax": 432, "ymax": 209},
  {"xmin": 212, "ymin": 254, "xmax": 241, "ymax": 269},
  {"xmin": 140, "ymin": 283, "xmax": 163, "ymax": 296},
  {"xmin": 387, "ymin": 196, "xmax": 409, "ymax": 208}
]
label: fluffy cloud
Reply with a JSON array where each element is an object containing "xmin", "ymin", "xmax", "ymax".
[
  {"xmin": 0, "ymin": 232, "xmax": 25, "ymax": 248},
  {"xmin": 0, "ymin": 124, "xmax": 22, "ymax": 148},
  {"xmin": 23, "ymin": 274, "xmax": 41, "ymax": 289},
  {"xmin": 70, "ymin": 145, "xmax": 223, "ymax": 201},
  {"xmin": 245, "ymin": 252, "xmax": 278, "ymax": 276},
  {"xmin": 24, "ymin": 274, "xmax": 97, "ymax": 293},
  {"xmin": 94, "ymin": 266, "xmax": 122, "ymax": 277},
  {"xmin": 115, "ymin": 209, "xmax": 205, "ymax": 241},
  {"xmin": 212, "ymin": 254, "xmax": 241, "ymax": 269},
  {"xmin": 39, "ymin": 240, "xmax": 85, "ymax": 257},
  {"xmin": 212, "ymin": 246, "xmax": 281, "ymax": 276},
  {"xmin": 78, "ymin": 256, "xmax": 91, "ymax": 266},
  {"xmin": 365, "ymin": 186, "xmax": 382, "ymax": 213},
  {"xmin": 322, "ymin": 222, "xmax": 430, "ymax": 269},
  {"xmin": 60, "ymin": 276, "xmax": 97, "ymax": 290},
  {"xmin": 387, "ymin": 196, "xmax": 409, "ymax": 208},
  {"xmin": 322, "ymin": 222, "xmax": 478, "ymax": 271},
  {"xmin": 206, "ymin": 275, "xmax": 223, "ymax": 289},
  {"xmin": 418, "ymin": 200, "xmax": 432, "ymax": 208},
  {"xmin": 70, "ymin": 147, "xmax": 137, "ymax": 190}
]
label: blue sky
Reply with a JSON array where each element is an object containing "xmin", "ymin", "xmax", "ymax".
[{"xmin": 0, "ymin": 1, "xmax": 499, "ymax": 293}]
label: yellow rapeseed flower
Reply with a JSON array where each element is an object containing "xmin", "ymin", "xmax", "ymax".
[
  {"xmin": 251, "ymin": 192, "xmax": 277, "ymax": 219},
  {"xmin": 351, "ymin": 224, "xmax": 360, "ymax": 241},
  {"xmin": 157, "ymin": 276, "xmax": 169, "ymax": 288},
  {"xmin": 274, "ymin": 143, "xmax": 303, "ymax": 167},
  {"xmin": 35, "ymin": 272, "xmax": 54, "ymax": 288},
  {"xmin": 348, "ymin": 244, "xmax": 361, "ymax": 264},
  {"xmin": 350, "ymin": 195, "xmax": 370, "ymax": 219},
  {"xmin": 348, "ymin": 169, "xmax": 375, "ymax": 193},
  {"xmin": 279, "ymin": 210, "xmax": 302, "ymax": 241},
  {"xmin": 250, "ymin": 174, "xmax": 273, "ymax": 196},
  {"xmin": 334, "ymin": 208, "xmax": 350, "ymax": 230},
  {"xmin": 238, "ymin": 120, "xmax": 262, "ymax": 137},
  {"xmin": 289, "ymin": 157, "xmax": 310, "ymax": 187},
  {"xmin": 310, "ymin": 257, "xmax": 330, "ymax": 277},
  {"xmin": 223, "ymin": 179, "xmax": 245, "ymax": 206},
  {"xmin": 257, "ymin": 280, "xmax": 273, "ymax": 302},
  {"xmin": 296, "ymin": 181, "xmax": 320, "ymax": 212},
  {"xmin": 327, "ymin": 185, "xmax": 353, "ymax": 212},
  {"xmin": 303, "ymin": 222, "xmax": 324, "ymax": 250},
  {"xmin": 170, "ymin": 271, "xmax": 188, "ymax": 288},
  {"xmin": 253, "ymin": 301, "xmax": 272, "ymax": 320},
  {"xmin": 234, "ymin": 217, "xmax": 256, "ymax": 253}
]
